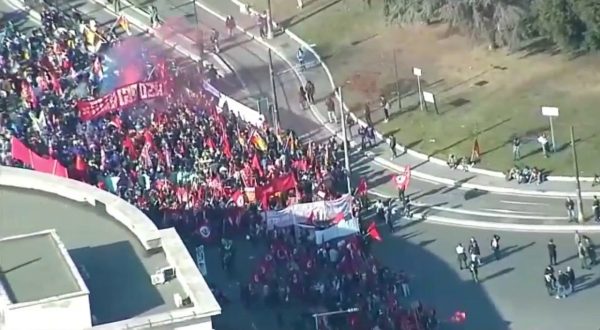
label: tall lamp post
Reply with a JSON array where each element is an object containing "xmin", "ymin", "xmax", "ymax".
[
  {"xmin": 268, "ymin": 49, "xmax": 280, "ymax": 130},
  {"xmin": 267, "ymin": 0, "xmax": 274, "ymax": 39},
  {"xmin": 393, "ymin": 50, "xmax": 401, "ymax": 111},
  {"xmin": 312, "ymin": 307, "xmax": 359, "ymax": 330},
  {"xmin": 337, "ymin": 86, "xmax": 352, "ymax": 194},
  {"xmin": 570, "ymin": 126, "xmax": 585, "ymax": 223}
]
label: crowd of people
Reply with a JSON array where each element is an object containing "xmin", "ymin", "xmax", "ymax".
[{"xmin": 0, "ymin": 4, "xmax": 440, "ymax": 330}]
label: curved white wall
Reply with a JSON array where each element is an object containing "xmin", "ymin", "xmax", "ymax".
[{"xmin": 0, "ymin": 166, "xmax": 162, "ymax": 250}]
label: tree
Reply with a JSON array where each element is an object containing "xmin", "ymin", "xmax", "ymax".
[
  {"xmin": 572, "ymin": 0, "xmax": 600, "ymax": 50},
  {"xmin": 383, "ymin": 0, "xmax": 529, "ymax": 49},
  {"xmin": 439, "ymin": 0, "xmax": 529, "ymax": 49},
  {"xmin": 533, "ymin": 0, "xmax": 585, "ymax": 50},
  {"xmin": 383, "ymin": 0, "xmax": 442, "ymax": 24}
]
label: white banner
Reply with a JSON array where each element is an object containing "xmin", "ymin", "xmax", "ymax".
[
  {"xmin": 314, "ymin": 218, "xmax": 360, "ymax": 244},
  {"xmin": 265, "ymin": 194, "xmax": 353, "ymax": 229}
]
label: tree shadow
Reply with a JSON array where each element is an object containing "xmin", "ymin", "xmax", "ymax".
[
  {"xmin": 280, "ymin": 0, "xmax": 342, "ymax": 29},
  {"xmin": 374, "ymin": 226, "xmax": 511, "ymax": 330}
]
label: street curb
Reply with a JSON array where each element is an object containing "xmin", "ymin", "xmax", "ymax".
[
  {"xmin": 207, "ymin": 0, "xmax": 599, "ymax": 198},
  {"xmin": 227, "ymin": 0, "xmax": 596, "ymax": 184},
  {"xmin": 421, "ymin": 214, "xmax": 600, "ymax": 233}
]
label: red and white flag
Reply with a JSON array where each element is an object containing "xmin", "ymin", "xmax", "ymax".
[
  {"xmin": 366, "ymin": 222, "xmax": 382, "ymax": 241},
  {"xmin": 393, "ymin": 166, "xmax": 411, "ymax": 190}
]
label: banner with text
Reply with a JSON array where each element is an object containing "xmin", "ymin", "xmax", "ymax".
[
  {"xmin": 77, "ymin": 79, "xmax": 166, "ymax": 121},
  {"xmin": 265, "ymin": 194, "xmax": 353, "ymax": 229}
]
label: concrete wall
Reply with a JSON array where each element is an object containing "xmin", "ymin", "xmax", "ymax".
[{"xmin": 5, "ymin": 293, "xmax": 91, "ymax": 330}]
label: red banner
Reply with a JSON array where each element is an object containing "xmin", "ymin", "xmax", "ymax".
[
  {"xmin": 10, "ymin": 137, "xmax": 69, "ymax": 178},
  {"xmin": 77, "ymin": 79, "xmax": 166, "ymax": 121}
]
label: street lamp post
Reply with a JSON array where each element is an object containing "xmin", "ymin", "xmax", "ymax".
[
  {"xmin": 338, "ymin": 86, "xmax": 352, "ymax": 194},
  {"xmin": 393, "ymin": 50, "xmax": 401, "ymax": 111},
  {"xmin": 267, "ymin": 0, "xmax": 274, "ymax": 39},
  {"xmin": 268, "ymin": 49, "xmax": 280, "ymax": 130},
  {"xmin": 312, "ymin": 307, "xmax": 359, "ymax": 330},
  {"xmin": 190, "ymin": 1, "xmax": 202, "ymax": 57},
  {"xmin": 570, "ymin": 126, "xmax": 585, "ymax": 223}
]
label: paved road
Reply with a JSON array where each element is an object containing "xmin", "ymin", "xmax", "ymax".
[
  {"xmin": 181, "ymin": 0, "xmax": 600, "ymax": 227},
  {"xmin": 374, "ymin": 218, "xmax": 600, "ymax": 330},
  {"xmin": 97, "ymin": 0, "xmax": 596, "ymax": 227},
  {"xmin": 11, "ymin": 2, "xmax": 600, "ymax": 330}
]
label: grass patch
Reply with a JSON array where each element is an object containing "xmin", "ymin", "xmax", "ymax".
[{"xmin": 230, "ymin": 0, "xmax": 600, "ymax": 175}]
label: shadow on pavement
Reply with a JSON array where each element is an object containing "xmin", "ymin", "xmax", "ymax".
[{"xmin": 374, "ymin": 224, "xmax": 512, "ymax": 330}]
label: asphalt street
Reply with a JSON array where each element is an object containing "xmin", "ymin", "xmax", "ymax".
[
  {"xmin": 7, "ymin": 1, "xmax": 600, "ymax": 330},
  {"xmin": 183, "ymin": 0, "xmax": 599, "ymax": 226}
]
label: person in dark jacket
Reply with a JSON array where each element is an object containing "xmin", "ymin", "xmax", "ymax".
[
  {"xmin": 547, "ymin": 239, "xmax": 558, "ymax": 265},
  {"xmin": 556, "ymin": 270, "xmax": 569, "ymax": 299},
  {"xmin": 566, "ymin": 266, "xmax": 575, "ymax": 294}
]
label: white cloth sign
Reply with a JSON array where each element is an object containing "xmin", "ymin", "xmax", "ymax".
[
  {"xmin": 265, "ymin": 194, "xmax": 353, "ymax": 229},
  {"xmin": 195, "ymin": 245, "xmax": 207, "ymax": 276}
]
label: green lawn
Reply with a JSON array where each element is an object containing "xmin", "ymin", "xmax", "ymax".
[{"xmin": 233, "ymin": 0, "xmax": 600, "ymax": 176}]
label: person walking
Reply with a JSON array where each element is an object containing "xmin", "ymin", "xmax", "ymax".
[
  {"xmin": 379, "ymin": 95, "xmax": 390, "ymax": 122},
  {"xmin": 364, "ymin": 104, "xmax": 372, "ymax": 126},
  {"xmin": 490, "ymin": 234, "xmax": 501, "ymax": 261},
  {"xmin": 469, "ymin": 261, "xmax": 479, "ymax": 283},
  {"xmin": 547, "ymin": 239, "xmax": 558, "ymax": 266},
  {"xmin": 455, "ymin": 243, "xmax": 468, "ymax": 270},
  {"xmin": 578, "ymin": 242, "xmax": 590, "ymax": 270},
  {"xmin": 584, "ymin": 236, "xmax": 597, "ymax": 266},
  {"xmin": 566, "ymin": 266, "xmax": 575, "ymax": 294},
  {"xmin": 305, "ymin": 80, "xmax": 315, "ymax": 104},
  {"xmin": 225, "ymin": 15, "xmax": 236, "ymax": 38},
  {"xmin": 296, "ymin": 47, "xmax": 305, "ymax": 71},
  {"xmin": 113, "ymin": 0, "xmax": 121, "ymax": 12},
  {"xmin": 556, "ymin": 270, "xmax": 568, "ymax": 299},
  {"xmin": 565, "ymin": 197, "xmax": 575, "ymax": 222},
  {"xmin": 325, "ymin": 93, "xmax": 336, "ymax": 123},
  {"xmin": 537, "ymin": 133, "xmax": 549, "ymax": 158},
  {"xmin": 468, "ymin": 237, "xmax": 482, "ymax": 266},
  {"xmin": 388, "ymin": 135, "xmax": 398, "ymax": 159},
  {"xmin": 593, "ymin": 195, "xmax": 600, "ymax": 222},
  {"xmin": 298, "ymin": 86, "xmax": 307, "ymax": 110},
  {"xmin": 512, "ymin": 136, "xmax": 521, "ymax": 160},
  {"xmin": 574, "ymin": 231, "xmax": 582, "ymax": 252},
  {"xmin": 544, "ymin": 266, "xmax": 556, "ymax": 296},
  {"xmin": 149, "ymin": 5, "xmax": 159, "ymax": 28}
]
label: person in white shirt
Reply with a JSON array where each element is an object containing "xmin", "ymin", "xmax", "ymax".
[
  {"xmin": 456, "ymin": 243, "xmax": 468, "ymax": 270},
  {"xmin": 537, "ymin": 133, "xmax": 549, "ymax": 158}
]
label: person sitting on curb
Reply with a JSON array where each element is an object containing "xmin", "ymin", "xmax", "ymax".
[{"xmin": 447, "ymin": 154, "xmax": 459, "ymax": 169}]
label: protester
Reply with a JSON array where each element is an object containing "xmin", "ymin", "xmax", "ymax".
[{"xmin": 0, "ymin": 6, "xmax": 440, "ymax": 329}]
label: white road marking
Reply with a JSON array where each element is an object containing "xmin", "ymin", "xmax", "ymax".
[
  {"xmin": 500, "ymin": 200, "xmax": 549, "ymax": 206},
  {"xmin": 482, "ymin": 208, "xmax": 545, "ymax": 215}
]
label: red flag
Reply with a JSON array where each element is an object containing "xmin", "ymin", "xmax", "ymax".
[
  {"xmin": 252, "ymin": 153, "xmax": 264, "ymax": 177},
  {"xmin": 332, "ymin": 212, "xmax": 345, "ymax": 225},
  {"xmin": 231, "ymin": 190, "xmax": 245, "ymax": 207},
  {"xmin": 356, "ymin": 177, "xmax": 368, "ymax": 196},
  {"xmin": 223, "ymin": 134, "xmax": 232, "ymax": 158},
  {"xmin": 50, "ymin": 73, "xmax": 63, "ymax": 96},
  {"xmin": 367, "ymin": 222, "xmax": 382, "ymax": 241},
  {"xmin": 123, "ymin": 136, "xmax": 136, "ymax": 158},
  {"xmin": 393, "ymin": 166, "xmax": 411, "ymax": 191},
  {"xmin": 206, "ymin": 137, "xmax": 216, "ymax": 150},
  {"xmin": 75, "ymin": 154, "xmax": 87, "ymax": 172}
]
